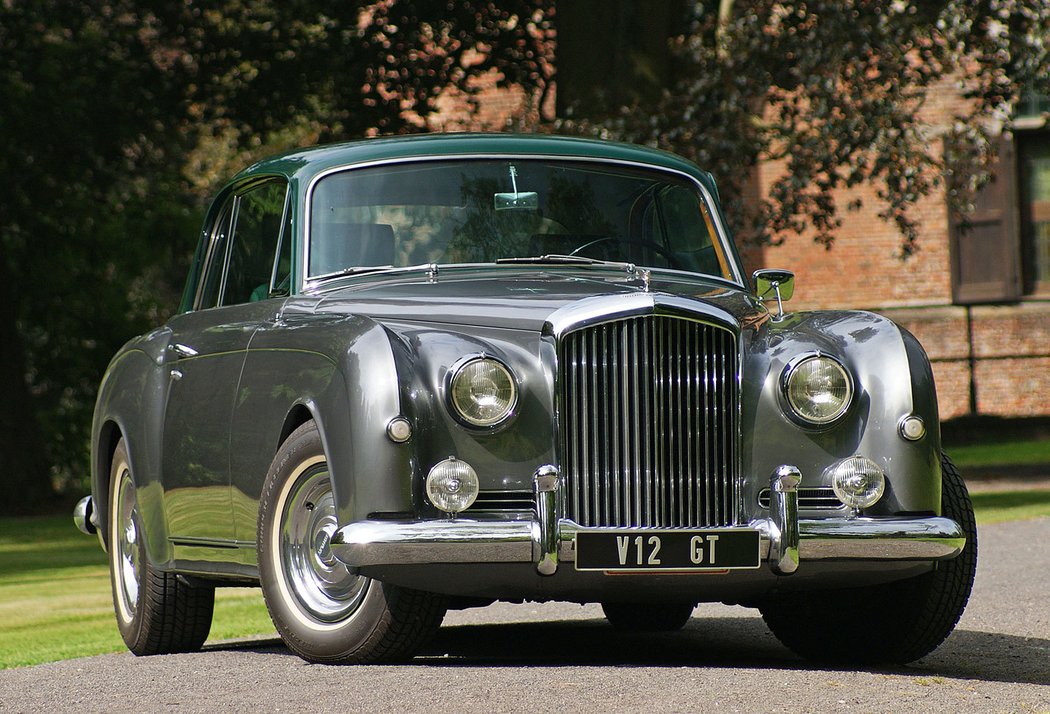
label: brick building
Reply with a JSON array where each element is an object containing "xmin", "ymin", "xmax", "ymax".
[
  {"xmin": 428, "ymin": 77, "xmax": 1050, "ymax": 421},
  {"xmin": 752, "ymin": 86, "xmax": 1050, "ymax": 420}
]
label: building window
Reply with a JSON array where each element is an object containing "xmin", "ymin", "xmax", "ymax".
[
  {"xmin": 947, "ymin": 136, "xmax": 1021, "ymax": 304},
  {"xmin": 1017, "ymin": 86, "xmax": 1050, "ymax": 120},
  {"xmin": 1017, "ymin": 131, "xmax": 1050, "ymax": 294}
]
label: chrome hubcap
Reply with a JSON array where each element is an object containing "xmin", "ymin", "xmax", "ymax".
[
  {"xmin": 115, "ymin": 471, "xmax": 140, "ymax": 620},
  {"xmin": 280, "ymin": 465, "xmax": 367, "ymax": 622}
]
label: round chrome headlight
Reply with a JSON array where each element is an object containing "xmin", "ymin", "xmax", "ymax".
[
  {"xmin": 426, "ymin": 457, "xmax": 480, "ymax": 513},
  {"xmin": 449, "ymin": 357, "xmax": 517, "ymax": 427},
  {"xmin": 826, "ymin": 456, "xmax": 886, "ymax": 510},
  {"xmin": 782, "ymin": 354, "xmax": 853, "ymax": 425}
]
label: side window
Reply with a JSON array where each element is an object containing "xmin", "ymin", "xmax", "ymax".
[
  {"xmin": 223, "ymin": 181, "xmax": 288, "ymax": 306},
  {"xmin": 197, "ymin": 199, "xmax": 235, "ymax": 309}
]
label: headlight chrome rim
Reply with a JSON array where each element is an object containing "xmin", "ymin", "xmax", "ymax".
[
  {"xmin": 447, "ymin": 355, "xmax": 518, "ymax": 428},
  {"xmin": 780, "ymin": 353, "xmax": 854, "ymax": 426}
]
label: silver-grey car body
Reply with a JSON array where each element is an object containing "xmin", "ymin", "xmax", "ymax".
[{"xmin": 76, "ymin": 133, "xmax": 974, "ymax": 665}]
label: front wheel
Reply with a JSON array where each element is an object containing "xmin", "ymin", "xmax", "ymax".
[
  {"xmin": 109, "ymin": 438, "xmax": 214, "ymax": 655},
  {"xmin": 759, "ymin": 452, "xmax": 977, "ymax": 664},
  {"xmin": 257, "ymin": 421, "xmax": 446, "ymax": 664}
]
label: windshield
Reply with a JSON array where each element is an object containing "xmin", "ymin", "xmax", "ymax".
[{"xmin": 308, "ymin": 159, "xmax": 735, "ymax": 280}]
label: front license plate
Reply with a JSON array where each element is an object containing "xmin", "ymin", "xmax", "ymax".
[{"xmin": 574, "ymin": 529, "xmax": 761, "ymax": 572}]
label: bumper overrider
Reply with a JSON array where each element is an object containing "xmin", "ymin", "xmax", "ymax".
[{"xmin": 329, "ymin": 465, "xmax": 966, "ymax": 576}]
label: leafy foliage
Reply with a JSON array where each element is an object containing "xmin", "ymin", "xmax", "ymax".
[
  {"xmin": 1, "ymin": 0, "xmax": 1044, "ymax": 510},
  {"xmin": 555, "ymin": 0, "xmax": 1050, "ymax": 255},
  {"xmin": 0, "ymin": 1, "xmax": 552, "ymax": 510}
]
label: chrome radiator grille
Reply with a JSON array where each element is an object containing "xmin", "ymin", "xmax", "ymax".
[{"xmin": 559, "ymin": 315, "xmax": 738, "ymax": 528}]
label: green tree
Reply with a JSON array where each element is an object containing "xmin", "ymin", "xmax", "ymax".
[
  {"xmin": 554, "ymin": 0, "xmax": 1050, "ymax": 255},
  {"xmin": 0, "ymin": 1, "xmax": 552, "ymax": 514}
]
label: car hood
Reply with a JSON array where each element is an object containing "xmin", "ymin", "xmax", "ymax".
[{"xmin": 305, "ymin": 267, "xmax": 767, "ymax": 332}]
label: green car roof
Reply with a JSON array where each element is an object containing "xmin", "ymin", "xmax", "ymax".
[{"xmin": 233, "ymin": 133, "xmax": 719, "ymax": 195}]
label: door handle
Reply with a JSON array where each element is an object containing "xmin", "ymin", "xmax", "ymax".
[{"xmin": 168, "ymin": 343, "xmax": 199, "ymax": 359}]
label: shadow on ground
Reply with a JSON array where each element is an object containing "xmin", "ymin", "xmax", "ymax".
[{"xmin": 214, "ymin": 616, "xmax": 1050, "ymax": 688}]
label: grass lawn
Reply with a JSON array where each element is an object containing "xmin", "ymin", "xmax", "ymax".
[
  {"xmin": 948, "ymin": 439, "xmax": 1050, "ymax": 469},
  {"xmin": 970, "ymin": 490, "xmax": 1050, "ymax": 524},
  {"xmin": 0, "ymin": 516, "xmax": 274, "ymax": 670}
]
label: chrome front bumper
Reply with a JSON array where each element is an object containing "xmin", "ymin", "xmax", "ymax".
[{"xmin": 330, "ymin": 465, "xmax": 966, "ymax": 576}]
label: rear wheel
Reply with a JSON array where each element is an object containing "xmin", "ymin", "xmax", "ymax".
[
  {"xmin": 601, "ymin": 602, "xmax": 695, "ymax": 632},
  {"xmin": 759, "ymin": 452, "xmax": 977, "ymax": 664},
  {"xmin": 257, "ymin": 422, "xmax": 446, "ymax": 664},
  {"xmin": 109, "ymin": 438, "xmax": 214, "ymax": 655}
]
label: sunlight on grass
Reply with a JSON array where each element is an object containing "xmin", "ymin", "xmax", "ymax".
[
  {"xmin": 949, "ymin": 439, "xmax": 1050, "ymax": 469},
  {"xmin": 0, "ymin": 516, "xmax": 273, "ymax": 669},
  {"xmin": 971, "ymin": 490, "xmax": 1050, "ymax": 525}
]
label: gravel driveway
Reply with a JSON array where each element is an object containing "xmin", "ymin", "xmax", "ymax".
[{"xmin": 2, "ymin": 518, "xmax": 1047, "ymax": 714}]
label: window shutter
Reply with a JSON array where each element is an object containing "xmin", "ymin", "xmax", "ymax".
[{"xmin": 948, "ymin": 135, "xmax": 1022, "ymax": 303}]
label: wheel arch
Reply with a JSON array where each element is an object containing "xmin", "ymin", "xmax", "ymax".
[
  {"xmin": 236, "ymin": 314, "xmax": 414, "ymax": 529},
  {"xmin": 92, "ymin": 416, "xmax": 174, "ymax": 567},
  {"xmin": 93, "ymin": 419, "xmax": 124, "ymax": 550},
  {"xmin": 91, "ymin": 337, "xmax": 174, "ymax": 566},
  {"xmin": 278, "ymin": 403, "xmax": 317, "ymax": 453}
]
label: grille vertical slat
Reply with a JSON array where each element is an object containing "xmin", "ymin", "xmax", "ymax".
[
  {"xmin": 560, "ymin": 315, "xmax": 738, "ymax": 529},
  {"xmin": 707, "ymin": 328, "xmax": 718, "ymax": 524}
]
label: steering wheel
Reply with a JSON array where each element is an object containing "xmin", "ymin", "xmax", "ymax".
[
  {"xmin": 570, "ymin": 236, "xmax": 682, "ymax": 268},
  {"xmin": 568, "ymin": 236, "xmax": 615, "ymax": 256}
]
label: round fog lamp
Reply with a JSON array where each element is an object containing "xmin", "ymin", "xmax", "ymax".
[
  {"xmin": 826, "ymin": 456, "xmax": 886, "ymax": 510},
  {"xmin": 426, "ymin": 457, "xmax": 480, "ymax": 513}
]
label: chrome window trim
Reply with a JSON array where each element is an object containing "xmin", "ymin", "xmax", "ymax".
[
  {"xmin": 192, "ymin": 176, "xmax": 290, "ymax": 311},
  {"xmin": 218, "ymin": 195, "xmax": 241, "ymax": 306},
  {"xmin": 299, "ymin": 154, "xmax": 745, "ymax": 293},
  {"xmin": 267, "ymin": 185, "xmax": 293, "ymax": 297},
  {"xmin": 192, "ymin": 195, "xmax": 236, "ymax": 311}
]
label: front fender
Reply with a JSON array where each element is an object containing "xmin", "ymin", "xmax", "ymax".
[
  {"xmin": 384, "ymin": 322, "xmax": 555, "ymax": 508},
  {"xmin": 90, "ymin": 327, "xmax": 173, "ymax": 566},
  {"xmin": 233, "ymin": 312, "xmax": 411, "ymax": 529},
  {"xmin": 740, "ymin": 310, "xmax": 941, "ymax": 517}
]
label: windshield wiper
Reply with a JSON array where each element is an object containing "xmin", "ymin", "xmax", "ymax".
[
  {"xmin": 495, "ymin": 254, "xmax": 637, "ymax": 271},
  {"xmin": 309, "ymin": 263, "xmax": 440, "ymax": 285},
  {"xmin": 324, "ymin": 265, "xmax": 397, "ymax": 279}
]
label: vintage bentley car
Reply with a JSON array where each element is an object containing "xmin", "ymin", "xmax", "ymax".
[{"xmin": 75, "ymin": 134, "xmax": 975, "ymax": 665}]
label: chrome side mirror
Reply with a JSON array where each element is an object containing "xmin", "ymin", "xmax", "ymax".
[{"xmin": 753, "ymin": 269, "xmax": 795, "ymax": 320}]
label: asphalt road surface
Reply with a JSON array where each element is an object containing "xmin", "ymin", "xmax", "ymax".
[{"xmin": 2, "ymin": 518, "xmax": 1047, "ymax": 714}]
